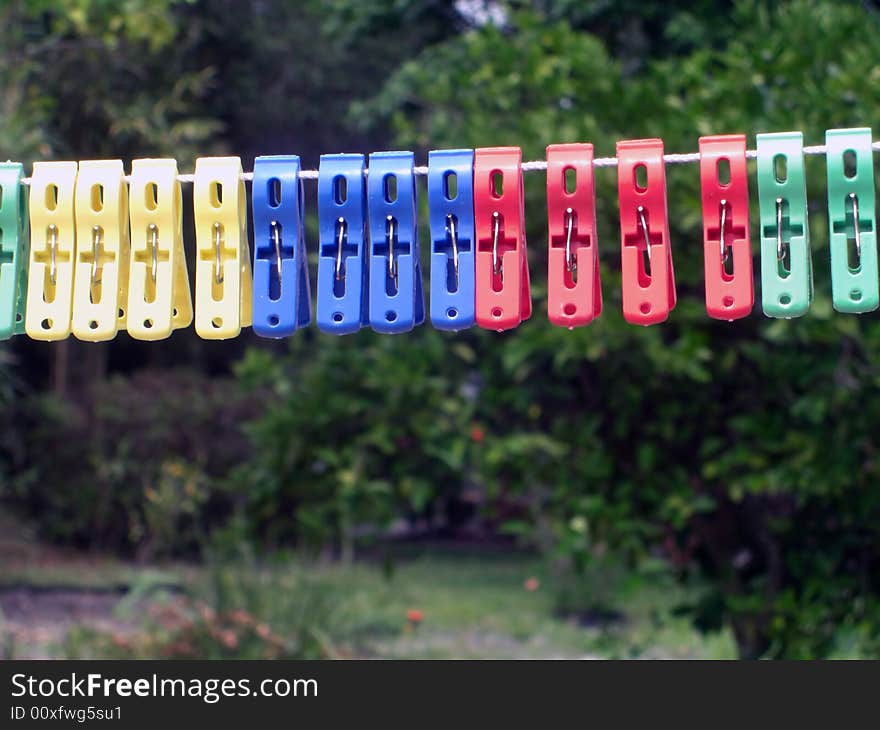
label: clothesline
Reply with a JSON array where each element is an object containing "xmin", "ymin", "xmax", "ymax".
[{"xmin": 14, "ymin": 142, "xmax": 860, "ymax": 185}]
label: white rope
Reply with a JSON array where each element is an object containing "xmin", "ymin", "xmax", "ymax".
[{"xmin": 15, "ymin": 141, "xmax": 878, "ymax": 185}]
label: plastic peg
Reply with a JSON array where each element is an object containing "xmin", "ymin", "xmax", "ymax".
[
  {"xmin": 193, "ymin": 157, "xmax": 253, "ymax": 339},
  {"xmin": 72, "ymin": 160, "xmax": 130, "ymax": 341},
  {"xmin": 25, "ymin": 161, "xmax": 78, "ymax": 340},
  {"xmin": 252, "ymin": 155, "xmax": 311, "ymax": 337},
  {"xmin": 616, "ymin": 139, "xmax": 676, "ymax": 325},
  {"xmin": 546, "ymin": 143, "xmax": 601, "ymax": 327},
  {"xmin": 127, "ymin": 159, "xmax": 192, "ymax": 340},
  {"xmin": 756, "ymin": 132, "xmax": 812, "ymax": 318},
  {"xmin": 699, "ymin": 135, "xmax": 754, "ymax": 320},
  {"xmin": 0, "ymin": 163, "xmax": 28, "ymax": 339},
  {"xmin": 474, "ymin": 147, "xmax": 531, "ymax": 331},
  {"xmin": 825, "ymin": 128, "xmax": 878, "ymax": 313},
  {"xmin": 367, "ymin": 151, "xmax": 424, "ymax": 333},
  {"xmin": 316, "ymin": 154, "xmax": 368, "ymax": 334},
  {"xmin": 427, "ymin": 149, "xmax": 475, "ymax": 331}
]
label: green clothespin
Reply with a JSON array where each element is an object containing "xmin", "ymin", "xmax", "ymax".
[
  {"xmin": 757, "ymin": 132, "xmax": 812, "ymax": 318},
  {"xmin": 826, "ymin": 128, "xmax": 878, "ymax": 313},
  {"xmin": 0, "ymin": 162, "xmax": 29, "ymax": 339}
]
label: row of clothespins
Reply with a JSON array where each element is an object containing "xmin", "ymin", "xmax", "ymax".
[{"xmin": 0, "ymin": 128, "xmax": 874, "ymax": 342}]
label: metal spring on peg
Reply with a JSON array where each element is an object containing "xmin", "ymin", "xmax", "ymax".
[
  {"xmin": 47, "ymin": 224, "xmax": 58, "ymax": 286},
  {"xmin": 385, "ymin": 215, "xmax": 397, "ymax": 281},
  {"xmin": 636, "ymin": 206, "xmax": 652, "ymax": 266},
  {"xmin": 849, "ymin": 192, "xmax": 862, "ymax": 260},
  {"xmin": 564, "ymin": 207, "xmax": 576, "ymax": 274},
  {"xmin": 91, "ymin": 225, "xmax": 103, "ymax": 285},
  {"xmin": 491, "ymin": 211, "xmax": 502, "ymax": 277},
  {"xmin": 147, "ymin": 224, "xmax": 159, "ymax": 282},
  {"xmin": 446, "ymin": 214, "xmax": 459, "ymax": 281},
  {"xmin": 270, "ymin": 220, "xmax": 282, "ymax": 282},
  {"xmin": 775, "ymin": 198, "xmax": 786, "ymax": 262},
  {"xmin": 719, "ymin": 199, "xmax": 729, "ymax": 264},
  {"xmin": 212, "ymin": 221, "xmax": 224, "ymax": 285},
  {"xmin": 334, "ymin": 217, "xmax": 346, "ymax": 281}
]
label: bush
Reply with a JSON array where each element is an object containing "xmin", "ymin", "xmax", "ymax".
[
  {"xmin": 63, "ymin": 555, "xmax": 363, "ymax": 660},
  {"xmin": 0, "ymin": 369, "xmax": 256, "ymax": 559},
  {"xmin": 342, "ymin": 0, "xmax": 880, "ymax": 658},
  {"xmin": 232, "ymin": 333, "xmax": 483, "ymax": 554},
  {"xmin": 233, "ymin": 14, "xmax": 880, "ymax": 645}
]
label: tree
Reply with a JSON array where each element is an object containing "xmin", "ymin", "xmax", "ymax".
[{"xmin": 344, "ymin": 0, "xmax": 880, "ymax": 658}]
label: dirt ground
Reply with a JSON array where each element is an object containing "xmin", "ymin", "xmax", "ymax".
[
  {"xmin": 1, "ymin": 587, "xmax": 134, "ymax": 658},
  {"xmin": 0, "ymin": 512, "xmax": 163, "ymax": 658}
]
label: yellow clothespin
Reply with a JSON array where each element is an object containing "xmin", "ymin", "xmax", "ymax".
[
  {"xmin": 26, "ymin": 161, "xmax": 78, "ymax": 340},
  {"xmin": 127, "ymin": 159, "xmax": 192, "ymax": 340},
  {"xmin": 193, "ymin": 157, "xmax": 252, "ymax": 339},
  {"xmin": 72, "ymin": 160, "xmax": 130, "ymax": 341}
]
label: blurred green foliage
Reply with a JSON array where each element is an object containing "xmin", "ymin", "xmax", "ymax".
[
  {"xmin": 63, "ymin": 557, "xmax": 356, "ymax": 659},
  {"xmin": 0, "ymin": 0, "xmax": 220, "ymax": 162},
  {"xmin": 233, "ymin": 335, "xmax": 481, "ymax": 554},
  {"xmin": 2, "ymin": 0, "xmax": 880, "ymax": 659},
  {"xmin": 349, "ymin": 0, "xmax": 880, "ymax": 659},
  {"xmin": 4, "ymin": 370, "xmax": 255, "ymax": 559}
]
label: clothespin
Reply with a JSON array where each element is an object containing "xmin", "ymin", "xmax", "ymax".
[
  {"xmin": 316, "ymin": 154, "xmax": 368, "ymax": 334},
  {"xmin": 368, "ymin": 151, "xmax": 424, "ymax": 333},
  {"xmin": 546, "ymin": 143, "xmax": 601, "ymax": 327},
  {"xmin": 0, "ymin": 163, "xmax": 28, "ymax": 340},
  {"xmin": 616, "ymin": 139, "xmax": 676, "ymax": 325},
  {"xmin": 427, "ymin": 149, "xmax": 475, "ymax": 331},
  {"xmin": 756, "ymin": 132, "xmax": 812, "ymax": 318},
  {"xmin": 193, "ymin": 157, "xmax": 253, "ymax": 339},
  {"xmin": 699, "ymin": 135, "xmax": 754, "ymax": 320},
  {"xmin": 127, "ymin": 159, "xmax": 192, "ymax": 340},
  {"xmin": 251, "ymin": 155, "xmax": 311, "ymax": 337},
  {"xmin": 25, "ymin": 161, "xmax": 78, "ymax": 340},
  {"xmin": 474, "ymin": 147, "xmax": 531, "ymax": 330},
  {"xmin": 825, "ymin": 128, "xmax": 878, "ymax": 313},
  {"xmin": 72, "ymin": 160, "xmax": 130, "ymax": 341}
]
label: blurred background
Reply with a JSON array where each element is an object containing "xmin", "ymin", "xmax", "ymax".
[{"xmin": 1, "ymin": 0, "xmax": 880, "ymax": 660}]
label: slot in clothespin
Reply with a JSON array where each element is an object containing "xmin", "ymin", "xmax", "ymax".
[
  {"xmin": 72, "ymin": 160, "xmax": 130, "ymax": 341},
  {"xmin": 756, "ymin": 132, "xmax": 812, "ymax": 318},
  {"xmin": 428, "ymin": 149, "xmax": 475, "ymax": 331},
  {"xmin": 316, "ymin": 154, "xmax": 368, "ymax": 334},
  {"xmin": 127, "ymin": 159, "xmax": 192, "ymax": 340},
  {"xmin": 193, "ymin": 157, "xmax": 253, "ymax": 339},
  {"xmin": 826, "ymin": 128, "xmax": 878, "ymax": 313},
  {"xmin": 368, "ymin": 151, "xmax": 424, "ymax": 333},
  {"xmin": 699, "ymin": 135, "xmax": 754, "ymax": 321},
  {"xmin": 617, "ymin": 139, "xmax": 676, "ymax": 325},
  {"xmin": 26, "ymin": 161, "xmax": 78, "ymax": 340},
  {"xmin": 474, "ymin": 147, "xmax": 531, "ymax": 331},
  {"xmin": 252, "ymin": 155, "xmax": 311, "ymax": 337},
  {"xmin": 546, "ymin": 143, "xmax": 601, "ymax": 327},
  {"xmin": 0, "ymin": 163, "xmax": 29, "ymax": 340}
]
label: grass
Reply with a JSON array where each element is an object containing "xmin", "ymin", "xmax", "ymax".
[
  {"xmin": 7, "ymin": 554, "xmax": 737, "ymax": 659},
  {"xmin": 0, "ymin": 511, "xmax": 736, "ymax": 659},
  {"xmin": 301, "ymin": 550, "xmax": 736, "ymax": 659}
]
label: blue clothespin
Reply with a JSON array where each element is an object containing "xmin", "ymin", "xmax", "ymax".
[
  {"xmin": 427, "ymin": 149, "xmax": 475, "ymax": 330},
  {"xmin": 317, "ymin": 154, "xmax": 368, "ymax": 334},
  {"xmin": 367, "ymin": 151, "xmax": 424, "ymax": 333},
  {"xmin": 251, "ymin": 155, "xmax": 311, "ymax": 337}
]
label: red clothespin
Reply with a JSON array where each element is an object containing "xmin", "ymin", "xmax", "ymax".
[
  {"xmin": 617, "ymin": 139, "xmax": 676, "ymax": 325},
  {"xmin": 699, "ymin": 135, "xmax": 754, "ymax": 320},
  {"xmin": 546, "ymin": 143, "xmax": 602, "ymax": 327},
  {"xmin": 474, "ymin": 147, "xmax": 531, "ymax": 330}
]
